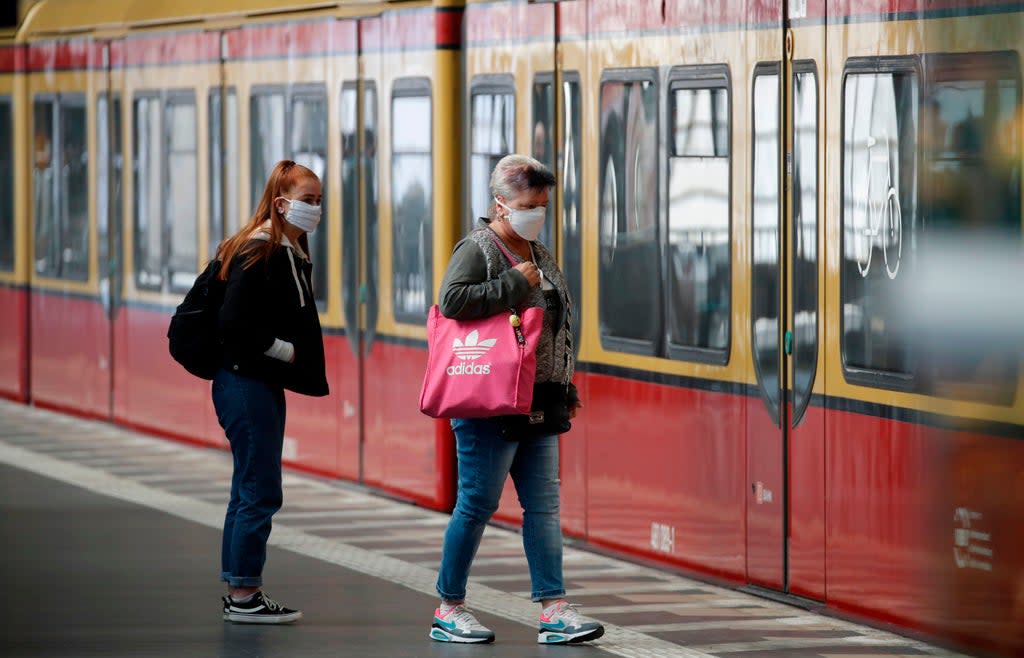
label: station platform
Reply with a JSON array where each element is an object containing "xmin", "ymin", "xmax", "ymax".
[{"xmin": 0, "ymin": 399, "xmax": 970, "ymax": 658}]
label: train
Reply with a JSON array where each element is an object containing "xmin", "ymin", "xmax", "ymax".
[{"xmin": 1, "ymin": 0, "xmax": 1022, "ymax": 654}]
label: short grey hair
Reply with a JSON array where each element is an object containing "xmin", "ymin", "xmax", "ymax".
[{"xmin": 487, "ymin": 154, "xmax": 556, "ymax": 219}]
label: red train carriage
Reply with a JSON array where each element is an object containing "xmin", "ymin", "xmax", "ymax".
[{"xmin": 2, "ymin": 0, "xmax": 1022, "ymax": 654}]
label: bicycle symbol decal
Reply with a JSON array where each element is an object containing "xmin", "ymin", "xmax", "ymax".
[{"xmin": 857, "ymin": 137, "xmax": 903, "ymax": 279}]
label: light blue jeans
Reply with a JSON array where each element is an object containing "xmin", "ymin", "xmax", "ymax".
[{"xmin": 436, "ymin": 417, "xmax": 565, "ymax": 603}]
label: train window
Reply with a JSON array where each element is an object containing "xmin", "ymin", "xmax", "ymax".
[
  {"xmin": 917, "ymin": 52, "xmax": 1020, "ymax": 403},
  {"xmin": 166, "ymin": 94, "xmax": 198, "ymax": 291},
  {"xmin": 792, "ymin": 65, "xmax": 819, "ymax": 424},
  {"xmin": 134, "ymin": 94, "xmax": 162, "ymax": 290},
  {"xmin": 751, "ymin": 66, "xmax": 780, "ymax": 420},
  {"xmin": 340, "ymin": 80, "xmax": 381, "ymax": 340},
  {"xmin": 532, "ymin": 75, "xmax": 554, "ymax": 247},
  {"xmin": 0, "ymin": 97, "xmax": 12, "ymax": 272},
  {"xmin": 225, "ymin": 90, "xmax": 239, "ymax": 239},
  {"xmin": 391, "ymin": 78, "xmax": 433, "ymax": 323},
  {"xmin": 364, "ymin": 83, "xmax": 380, "ymax": 343},
  {"xmin": 249, "ymin": 90, "xmax": 286, "ymax": 210},
  {"xmin": 560, "ymin": 75, "xmax": 582, "ymax": 352},
  {"xmin": 209, "ymin": 90, "xmax": 224, "ymax": 260},
  {"xmin": 291, "ymin": 90, "xmax": 329, "ymax": 306},
  {"xmin": 341, "ymin": 83, "xmax": 359, "ymax": 332},
  {"xmin": 841, "ymin": 63, "xmax": 918, "ymax": 380},
  {"xmin": 34, "ymin": 99, "xmax": 58, "ymax": 277},
  {"xmin": 110, "ymin": 94, "xmax": 124, "ymax": 303},
  {"xmin": 96, "ymin": 94, "xmax": 110, "ymax": 293},
  {"xmin": 666, "ymin": 67, "xmax": 731, "ymax": 362},
  {"xmin": 249, "ymin": 86, "xmax": 329, "ymax": 307},
  {"xmin": 599, "ymin": 72, "xmax": 659, "ymax": 354},
  {"xmin": 469, "ymin": 76, "xmax": 514, "ymax": 235},
  {"xmin": 61, "ymin": 99, "xmax": 89, "ymax": 282},
  {"xmin": 923, "ymin": 53, "xmax": 1020, "ymax": 232},
  {"xmin": 33, "ymin": 95, "xmax": 90, "ymax": 281}
]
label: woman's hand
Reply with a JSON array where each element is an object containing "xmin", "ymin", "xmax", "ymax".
[
  {"xmin": 513, "ymin": 261, "xmax": 541, "ymax": 287},
  {"xmin": 569, "ymin": 399, "xmax": 583, "ymax": 419}
]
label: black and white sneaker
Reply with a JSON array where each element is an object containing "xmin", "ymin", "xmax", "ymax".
[{"xmin": 224, "ymin": 591, "xmax": 303, "ymax": 624}]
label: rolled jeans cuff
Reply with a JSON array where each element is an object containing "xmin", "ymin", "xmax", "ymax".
[
  {"xmin": 226, "ymin": 575, "xmax": 263, "ymax": 588},
  {"xmin": 531, "ymin": 587, "xmax": 566, "ymax": 602}
]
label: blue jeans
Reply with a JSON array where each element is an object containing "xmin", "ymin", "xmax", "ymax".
[
  {"xmin": 436, "ymin": 418, "xmax": 564, "ymax": 603},
  {"xmin": 212, "ymin": 368, "xmax": 286, "ymax": 588}
]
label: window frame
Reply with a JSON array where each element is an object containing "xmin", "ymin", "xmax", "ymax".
[{"xmin": 664, "ymin": 64, "xmax": 733, "ymax": 365}]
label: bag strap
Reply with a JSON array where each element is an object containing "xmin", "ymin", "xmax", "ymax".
[
  {"xmin": 488, "ymin": 232, "xmax": 521, "ymax": 267},
  {"xmin": 486, "ymin": 232, "xmax": 530, "ymax": 347}
]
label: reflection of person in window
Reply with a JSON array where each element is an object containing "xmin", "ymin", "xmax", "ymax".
[
  {"xmin": 33, "ymin": 131, "xmax": 55, "ymax": 274},
  {"xmin": 532, "ymin": 121, "xmax": 549, "ymax": 166}
]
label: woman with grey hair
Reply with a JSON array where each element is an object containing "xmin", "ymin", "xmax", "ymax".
[{"xmin": 428, "ymin": 154, "xmax": 604, "ymax": 645}]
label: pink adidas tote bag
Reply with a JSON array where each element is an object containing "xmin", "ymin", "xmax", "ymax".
[{"xmin": 419, "ymin": 305, "xmax": 543, "ymax": 418}]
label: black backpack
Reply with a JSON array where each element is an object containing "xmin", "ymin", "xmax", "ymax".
[{"xmin": 167, "ymin": 259, "xmax": 227, "ymax": 380}]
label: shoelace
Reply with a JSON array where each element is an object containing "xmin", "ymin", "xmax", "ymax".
[
  {"xmin": 259, "ymin": 593, "xmax": 284, "ymax": 612},
  {"xmin": 551, "ymin": 602, "xmax": 586, "ymax": 624},
  {"xmin": 447, "ymin": 605, "xmax": 487, "ymax": 630}
]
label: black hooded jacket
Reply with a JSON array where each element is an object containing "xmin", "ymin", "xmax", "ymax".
[{"xmin": 217, "ymin": 236, "xmax": 328, "ymax": 397}]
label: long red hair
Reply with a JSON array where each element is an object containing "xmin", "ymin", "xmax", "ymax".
[{"xmin": 215, "ymin": 159, "xmax": 319, "ymax": 280}]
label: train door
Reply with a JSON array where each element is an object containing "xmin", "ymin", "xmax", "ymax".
[
  {"xmin": 97, "ymin": 41, "xmax": 124, "ymax": 420},
  {"xmin": 461, "ymin": 0, "xmax": 559, "ymax": 525},
  {"xmin": 746, "ymin": 6, "xmax": 826, "ymax": 599},
  {"xmin": 342, "ymin": 16, "xmax": 382, "ymax": 481},
  {"xmin": 27, "ymin": 39, "xmax": 112, "ymax": 419}
]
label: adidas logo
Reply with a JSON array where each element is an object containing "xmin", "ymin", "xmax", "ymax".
[
  {"xmin": 447, "ymin": 330, "xmax": 496, "ymax": 376},
  {"xmin": 452, "ymin": 330, "xmax": 496, "ymax": 361}
]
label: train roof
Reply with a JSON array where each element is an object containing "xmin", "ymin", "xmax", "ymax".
[{"xmin": 16, "ymin": 0, "xmax": 441, "ymax": 39}]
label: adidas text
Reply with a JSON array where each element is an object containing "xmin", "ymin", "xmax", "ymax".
[{"xmin": 446, "ymin": 362, "xmax": 491, "ymax": 376}]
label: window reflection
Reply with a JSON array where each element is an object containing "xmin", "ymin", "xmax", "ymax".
[
  {"xmin": 599, "ymin": 78, "xmax": 659, "ymax": 349},
  {"xmin": 792, "ymin": 70, "xmax": 819, "ymax": 421},
  {"xmin": 560, "ymin": 77, "xmax": 582, "ymax": 351},
  {"xmin": 33, "ymin": 100, "xmax": 57, "ymax": 278},
  {"xmin": 166, "ymin": 98, "xmax": 197, "ymax": 290},
  {"xmin": 292, "ymin": 93, "xmax": 328, "ymax": 305},
  {"xmin": 392, "ymin": 86, "xmax": 432, "ymax": 322},
  {"xmin": 33, "ymin": 97, "xmax": 90, "ymax": 282},
  {"xmin": 842, "ymin": 70, "xmax": 918, "ymax": 375},
  {"xmin": 249, "ymin": 93, "xmax": 286, "ymax": 210},
  {"xmin": 918, "ymin": 54, "xmax": 1020, "ymax": 403},
  {"xmin": 532, "ymin": 78, "xmax": 554, "ymax": 246},
  {"xmin": 667, "ymin": 84, "xmax": 730, "ymax": 353},
  {"xmin": 134, "ymin": 96, "xmax": 162, "ymax": 289},
  {"xmin": 469, "ymin": 89, "xmax": 514, "ymax": 232},
  {"xmin": 751, "ymin": 72, "xmax": 780, "ymax": 412}
]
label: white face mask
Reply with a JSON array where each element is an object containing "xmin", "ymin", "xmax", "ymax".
[
  {"xmin": 495, "ymin": 198, "xmax": 546, "ymax": 241},
  {"xmin": 280, "ymin": 198, "xmax": 321, "ymax": 233}
]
